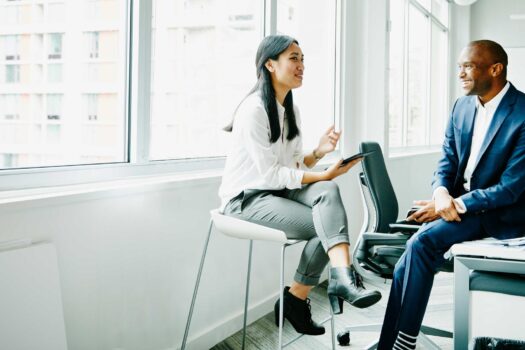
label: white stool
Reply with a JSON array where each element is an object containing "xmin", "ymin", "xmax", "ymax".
[{"xmin": 181, "ymin": 209, "xmax": 336, "ymax": 349}]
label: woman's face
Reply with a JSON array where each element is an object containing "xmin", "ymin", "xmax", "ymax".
[{"xmin": 266, "ymin": 42, "xmax": 304, "ymax": 90}]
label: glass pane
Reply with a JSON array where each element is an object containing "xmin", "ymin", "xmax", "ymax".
[
  {"xmin": 431, "ymin": 0, "xmax": 448, "ymax": 26},
  {"xmin": 415, "ymin": 0, "xmax": 431, "ymax": 12},
  {"xmin": 406, "ymin": 4, "xmax": 429, "ymax": 147},
  {"xmin": 388, "ymin": 0, "xmax": 404, "ymax": 148},
  {"xmin": 149, "ymin": 0, "xmax": 262, "ymax": 160},
  {"xmin": 429, "ymin": 24, "xmax": 447, "ymax": 145},
  {"xmin": 5, "ymin": 64, "xmax": 20, "ymax": 83},
  {"xmin": 46, "ymin": 94, "xmax": 62, "ymax": 120},
  {"xmin": 47, "ymin": 33, "xmax": 62, "ymax": 59},
  {"xmin": 47, "ymin": 63, "xmax": 62, "ymax": 83},
  {"xmin": 48, "ymin": 3, "xmax": 66, "ymax": 23},
  {"xmin": 0, "ymin": 0, "xmax": 128, "ymax": 169},
  {"xmin": 276, "ymin": 0, "xmax": 336, "ymax": 151}
]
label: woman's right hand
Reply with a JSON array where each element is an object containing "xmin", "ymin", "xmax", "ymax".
[
  {"xmin": 323, "ymin": 158, "xmax": 361, "ymax": 180},
  {"xmin": 301, "ymin": 158, "xmax": 362, "ymax": 184}
]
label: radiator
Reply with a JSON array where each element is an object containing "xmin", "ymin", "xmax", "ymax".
[{"xmin": 0, "ymin": 241, "xmax": 68, "ymax": 350}]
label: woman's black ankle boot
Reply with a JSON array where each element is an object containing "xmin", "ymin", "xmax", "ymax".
[
  {"xmin": 327, "ymin": 266, "xmax": 382, "ymax": 314},
  {"xmin": 274, "ymin": 286, "xmax": 325, "ymax": 335}
]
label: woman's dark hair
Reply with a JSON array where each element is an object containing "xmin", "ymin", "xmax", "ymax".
[{"xmin": 224, "ymin": 35, "xmax": 300, "ymax": 143}]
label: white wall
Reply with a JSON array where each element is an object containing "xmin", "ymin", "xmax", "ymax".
[
  {"xmin": 0, "ymin": 162, "xmax": 443, "ymax": 350},
  {"xmin": 1, "ymin": 179, "xmax": 287, "ymax": 350},
  {"xmin": 470, "ymin": 0, "xmax": 525, "ymax": 92},
  {"xmin": 471, "ymin": 0, "xmax": 525, "ymax": 48}
]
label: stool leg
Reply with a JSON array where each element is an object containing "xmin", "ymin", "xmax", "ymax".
[
  {"xmin": 181, "ymin": 220, "xmax": 214, "ymax": 350},
  {"xmin": 242, "ymin": 240, "xmax": 253, "ymax": 350},
  {"xmin": 278, "ymin": 244, "xmax": 286, "ymax": 350},
  {"xmin": 329, "ymin": 268, "xmax": 336, "ymax": 349}
]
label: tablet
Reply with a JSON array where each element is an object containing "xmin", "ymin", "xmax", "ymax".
[{"xmin": 340, "ymin": 151, "xmax": 375, "ymax": 166}]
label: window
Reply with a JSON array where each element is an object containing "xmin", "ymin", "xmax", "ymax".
[
  {"xmin": 5, "ymin": 64, "xmax": 20, "ymax": 83},
  {"xmin": 47, "ymin": 2, "xmax": 66, "ymax": 23},
  {"xmin": 46, "ymin": 94, "xmax": 62, "ymax": 120},
  {"xmin": 47, "ymin": 33, "xmax": 63, "ymax": 59},
  {"xmin": 0, "ymin": 94, "xmax": 19, "ymax": 120},
  {"xmin": 86, "ymin": 0, "xmax": 119, "ymax": 22},
  {"xmin": 0, "ymin": 0, "xmax": 127, "ymax": 170},
  {"xmin": 47, "ymin": 63, "xmax": 62, "ymax": 83},
  {"xmin": 276, "ymin": 0, "xmax": 337, "ymax": 151},
  {"xmin": 3, "ymin": 35, "xmax": 20, "ymax": 60},
  {"xmin": 86, "ymin": 32, "xmax": 99, "ymax": 59},
  {"xmin": 1, "ymin": 0, "xmax": 342, "ymax": 182},
  {"xmin": 85, "ymin": 31, "xmax": 118, "ymax": 61},
  {"xmin": 86, "ymin": 94, "xmax": 98, "ymax": 121},
  {"xmin": 149, "ymin": 0, "xmax": 263, "ymax": 160},
  {"xmin": 388, "ymin": 0, "xmax": 449, "ymax": 151}
]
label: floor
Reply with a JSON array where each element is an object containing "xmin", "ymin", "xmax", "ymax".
[{"xmin": 211, "ymin": 272, "xmax": 454, "ymax": 349}]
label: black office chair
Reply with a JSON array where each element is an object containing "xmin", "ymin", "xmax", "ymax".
[{"xmin": 337, "ymin": 141, "xmax": 453, "ymax": 349}]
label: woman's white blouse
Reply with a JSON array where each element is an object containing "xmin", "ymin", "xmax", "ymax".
[{"xmin": 219, "ymin": 93, "xmax": 305, "ymax": 211}]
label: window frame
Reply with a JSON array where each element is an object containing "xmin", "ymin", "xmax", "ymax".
[
  {"xmin": 0, "ymin": 0, "xmax": 344, "ymax": 191},
  {"xmin": 387, "ymin": 0, "xmax": 451, "ymax": 156}
]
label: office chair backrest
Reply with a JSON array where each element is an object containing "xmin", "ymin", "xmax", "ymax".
[{"xmin": 359, "ymin": 142, "xmax": 399, "ymax": 233}]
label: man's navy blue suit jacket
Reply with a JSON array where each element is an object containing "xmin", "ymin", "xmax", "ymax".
[{"xmin": 432, "ymin": 83, "xmax": 525, "ymax": 239}]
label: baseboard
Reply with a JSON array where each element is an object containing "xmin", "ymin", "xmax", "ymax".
[{"xmin": 178, "ymin": 290, "xmax": 281, "ymax": 350}]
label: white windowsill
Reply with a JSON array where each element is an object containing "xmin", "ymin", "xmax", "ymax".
[
  {"xmin": 0, "ymin": 169, "xmax": 223, "ymax": 206},
  {"xmin": 0, "ymin": 152, "xmax": 340, "ymax": 206},
  {"xmin": 388, "ymin": 146, "xmax": 442, "ymax": 159}
]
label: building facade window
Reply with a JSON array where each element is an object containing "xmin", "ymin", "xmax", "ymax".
[
  {"xmin": 86, "ymin": 93, "xmax": 98, "ymax": 121},
  {"xmin": 46, "ymin": 94, "xmax": 62, "ymax": 120},
  {"xmin": 5, "ymin": 64, "xmax": 20, "ymax": 83},
  {"xmin": 388, "ymin": 0, "xmax": 449, "ymax": 151},
  {"xmin": 47, "ymin": 33, "xmax": 63, "ymax": 59},
  {"xmin": 47, "ymin": 63, "xmax": 62, "ymax": 83},
  {"xmin": 86, "ymin": 32, "xmax": 99, "ymax": 59},
  {"xmin": 0, "ymin": 94, "xmax": 20, "ymax": 120},
  {"xmin": 3, "ymin": 35, "xmax": 20, "ymax": 60},
  {"xmin": 0, "ymin": 0, "xmax": 127, "ymax": 170}
]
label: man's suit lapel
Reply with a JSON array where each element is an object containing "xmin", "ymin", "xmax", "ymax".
[
  {"xmin": 458, "ymin": 97, "xmax": 476, "ymax": 172},
  {"xmin": 474, "ymin": 85, "xmax": 517, "ymax": 167}
]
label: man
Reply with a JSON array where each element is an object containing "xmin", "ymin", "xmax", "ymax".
[{"xmin": 378, "ymin": 40, "xmax": 525, "ymax": 350}]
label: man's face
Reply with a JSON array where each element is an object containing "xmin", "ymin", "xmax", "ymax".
[{"xmin": 457, "ymin": 46, "xmax": 494, "ymax": 97}]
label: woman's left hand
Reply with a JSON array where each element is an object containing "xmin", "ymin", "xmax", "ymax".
[{"xmin": 316, "ymin": 125, "xmax": 340, "ymax": 157}]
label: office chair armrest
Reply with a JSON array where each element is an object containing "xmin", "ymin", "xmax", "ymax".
[
  {"xmin": 406, "ymin": 205, "xmax": 423, "ymax": 217},
  {"xmin": 389, "ymin": 222, "xmax": 420, "ymax": 233},
  {"xmin": 361, "ymin": 232, "xmax": 410, "ymax": 246}
]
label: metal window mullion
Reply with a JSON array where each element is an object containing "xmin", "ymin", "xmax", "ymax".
[
  {"xmin": 444, "ymin": 3, "xmax": 451, "ymax": 140},
  {"xmin": 402, "ymin": 0, "xmax": 409, "ymax": 147},
  {"xmin": 129, "ymin": 0, "xmax": 153, "ymax": 164},
  {"xmin": 384, "ymin": 0, "xmax": 391, "ymax": 153},
  {"xmin": 123, "ymin": 0, "xmax": 132, "ymax": 162},
  {"xmin": 425, "ymin": 14, "xmax": 432, "ymax": 146},
  {"xmin": 265, "ymin": 0, "xmax": 277, "ymax": 36},
  {"xmin": 409, "ymin": 0, "xmax": 448, "ymax": 31},
  {"xmin": 334, "ymin": 0, "xmax": 342, "ymax": 133}
]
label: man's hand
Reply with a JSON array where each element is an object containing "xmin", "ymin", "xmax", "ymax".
[
  {"xmin": 434, "ymin": 188, "xmax": 462, "ymax": 222},
  {"xmin": 407, "ymin": 200, "xmax": 440, "ymax": 223}
]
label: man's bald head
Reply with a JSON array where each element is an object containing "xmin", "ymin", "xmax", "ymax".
[{"xmin": 467, "ymin": 40, "xmax": 508, "ymax": 79}]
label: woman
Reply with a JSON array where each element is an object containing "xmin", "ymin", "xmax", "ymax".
[{"xmin": 219, "ymin": 35, "xmax": 381, "ymax": 335}]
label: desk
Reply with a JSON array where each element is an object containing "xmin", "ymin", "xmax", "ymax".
[{"xmin": 451, "ymin": 243, "xmax": 525, "ymax": 349}]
